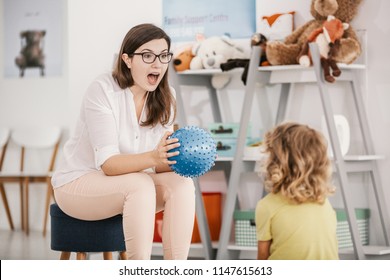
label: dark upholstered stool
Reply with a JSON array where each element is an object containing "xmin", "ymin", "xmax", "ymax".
[{"xmin": 50, "ymin": 203, "xmax": 127, "ymax": 260}]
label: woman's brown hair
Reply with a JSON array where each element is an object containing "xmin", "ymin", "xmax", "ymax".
[
  {"xmin": 262, "ymin": 122, "xmax": 335, "ymax": 204},
  {"xmin": 112, "ymin": 23, "xmax": 176, "ymax": 127}
]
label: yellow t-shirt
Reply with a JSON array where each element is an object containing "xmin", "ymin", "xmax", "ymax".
[{"xmin": 255, "ymin": 192, "xmax": 339, "ymax": 260}]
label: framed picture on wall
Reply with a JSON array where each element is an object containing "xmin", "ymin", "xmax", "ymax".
[
  {"xmin": 162, "ymin": 0, "xmax": 256, "ymax": 42},
  {"xmin": 3, "ymin": 0, "xmax": 65, "ymax": 78}
]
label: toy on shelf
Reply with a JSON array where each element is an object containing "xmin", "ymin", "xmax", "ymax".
[
  {"xmin": 220, "ymin": 33, "xmax": 269, "ymax": 85},
  {"xmin": 259, "ymin": 11, "xmax": 295, "ymax": 42},
  {"xmin": 190, "ymin": 34, "xmax": 248, "ymax": 89},
  {"xmin": 298, "ymin": 15, "xmax": 349, "ymax": 83},
  {"xmin": 266, "ymin": 0, "xmax": 363, "ymax": 66},
  {"xmin": 168, "ymin": 126, "xmax": 217, "ymax": 178},
  {"xmin": 173, "ymin": 49, "xmax": 194, "ymax": 72}
]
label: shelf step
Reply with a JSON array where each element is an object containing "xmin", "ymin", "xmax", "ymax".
[
  {"xmin": 363, "ymin": 246, "xmax": 390, "ymax": 255},
  {"xmin": 343, "ymin": 155, "xmax": 385, "ymax": 161},
  {"xmin": 215, "ymin": 155, "xmax": 386, "ymax": 162},
  {"xmin": 227, "ymin": 244, "xmax": 257, "ymax": 251}
]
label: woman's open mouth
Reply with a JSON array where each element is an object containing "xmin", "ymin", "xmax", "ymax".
[{"xmin": 147, "ymin": 73, "xmax": 160, "ymax": 85}]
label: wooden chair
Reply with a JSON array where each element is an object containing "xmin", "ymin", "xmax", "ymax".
[
  {"xmin": 0, "ymin": 127, "xmax": 15, "ymax": 230},
  {"xmin": 50, "ymin": 204, "xmax": 127, "ymax": 260},
  {"xmin": 0, "ymin": 126, "xmax": 61, "ymax": 235}
]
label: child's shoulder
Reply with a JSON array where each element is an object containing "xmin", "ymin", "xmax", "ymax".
[{"xmin": 256, "ymin": 192, "xmax": 287, "ymax": 210}]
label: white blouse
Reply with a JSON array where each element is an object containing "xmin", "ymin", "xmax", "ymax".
[{"xmin": 51, "ymin": 72, "xmax": 175, "ymax": 188}]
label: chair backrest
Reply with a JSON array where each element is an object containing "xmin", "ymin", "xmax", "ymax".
[
  {"xmin": 0, "ymin": 127, "xmax": 11, "ymax": 170},
  {"xmin": 10, "ymin": 126, "xmax": 62, "ymax": 172}
]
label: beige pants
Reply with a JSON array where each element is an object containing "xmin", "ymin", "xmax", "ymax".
[{"xmin": 53, "ymin": 171, "xmax": 195, "ymax": 260}]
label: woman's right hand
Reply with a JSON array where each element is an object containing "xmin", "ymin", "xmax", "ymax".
[{"xmin": 153, "ymin": 131, "xmax": 180, "ymax": 166}]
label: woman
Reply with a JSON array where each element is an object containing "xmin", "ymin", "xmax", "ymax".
[{"xmin": 51, "ymin": 23, "xmax": 195, "ymax": 260}]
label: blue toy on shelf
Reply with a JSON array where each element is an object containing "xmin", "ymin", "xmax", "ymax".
[{"xmin": 168, "ymin": 126, "xmax": 217, "ymax": 178}]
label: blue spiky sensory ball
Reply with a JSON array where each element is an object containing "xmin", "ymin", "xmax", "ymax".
[{"xmin": 168, "ymin": 126, "xmax": 217, "ymax": 178}]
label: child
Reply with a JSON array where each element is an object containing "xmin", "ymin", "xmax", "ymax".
[{"xmin": 255, "ymin": 122, "xmax": 338, "ymax": 260}]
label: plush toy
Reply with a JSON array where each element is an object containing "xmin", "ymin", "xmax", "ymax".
[
  {"xmin": 173, "ymin": 49, "xmax": 194, "ymax": 72},
  {"xmin": 266, "ymin": 0, "xmax": 363, "ymax": 66},
  {"xmin": 220, "ymin": 33, "xmax": 269, "ymax": 85},
  {"xmin": 298, "ymin": 15, "xmax": 349, "ymax": 83},
  {"xmin": 190, "ymin": 35, "xmax": 248, "ymax": 89},
  {"xmin": 15, "ymin": 30, "xmax": 46, "ymax": 77}
]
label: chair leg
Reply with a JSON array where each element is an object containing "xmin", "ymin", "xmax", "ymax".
[
  {"xmin": 76, "ymin": 252, "xmax": 87, "ymax": 260},
  {"xmin": 19, "ymin": 180, "xmax": 24, "ymax": 231},
  {"xmin": 23, "ymin": 177, "xmax": 29, "ymax": 235},
  {"xmin": 0, "ymin": 183, "xmax": 14, "ymax": 230},
  {"xmin": 42, "ymin": 178, "xmax": 53, "ymax": 237},
  {"xmin": 60, "ymin": 252, "xmax": 71, "ymax": 260},
  {"xmin": 103, "ymin": 252, "xmax": 113, "ymax": 260},
  {"xmin": 119, "ymin": 251, "xmax": 127, "ymax": 260}
]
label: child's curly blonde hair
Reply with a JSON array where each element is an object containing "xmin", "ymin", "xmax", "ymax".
[{"xmin": 262, "ymin": 122, "xmax": 335, "ymax": 204}]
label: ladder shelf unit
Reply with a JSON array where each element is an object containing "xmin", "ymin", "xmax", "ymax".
[
  {"xmin": 169, "ymin": 45, "xmax": 390, "ymax": 260},
  {"xmin": 216, "ymin": 45, "xmax": 390, "ymax": 260}
]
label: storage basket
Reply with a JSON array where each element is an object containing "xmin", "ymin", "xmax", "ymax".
[
  {"xmin": 234, "ymin": 210, "xmax": 257, "ymax": 247},
  {"xmin": 336, "ymin": 208, "xmax": 370, "ymax": 249}
]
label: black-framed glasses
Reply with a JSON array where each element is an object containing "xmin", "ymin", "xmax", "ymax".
[{"xmin": 130, "ymin": 52, "xmax": 173, "ymax": 64}]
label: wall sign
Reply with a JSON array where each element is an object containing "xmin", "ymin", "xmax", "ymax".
[{"xmin": 163, "ymin": 0, "xmax": 256, "ymax": 42}]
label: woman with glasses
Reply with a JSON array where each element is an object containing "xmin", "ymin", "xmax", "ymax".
[{"xmin": 51, "ymin": 24, "xmax": 195, "ymax": 260}]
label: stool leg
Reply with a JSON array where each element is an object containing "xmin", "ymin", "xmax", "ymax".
[
  {"xmin": 77, "ymin": 252, "xmax": 87, "ymax": 260},
  {"xmin": 103, "ymin": 252, "xmax": 113, "ymax": 260},
  {"xmin": 119, "ymin": 251, "xmax": 127, "ymax": 260},
  {"xmin": 42, "ymin": 178, "xmax": 53, "ymax": 237},
  {"xmin": 0, "ymin": 184, "xmax": 14, "ymax": 230},
  {"xmin": 60, "ymin": 252, "xmax": 71, "ymax": 260}
]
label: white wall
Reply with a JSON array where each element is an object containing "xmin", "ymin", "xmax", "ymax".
[
  {"xmin": 0, "ymin": 0, "xmax": 389, "ymax": 246},
  {"xmin": 0, "ymin": 0, "xmax": 163, "ymax": 232}
]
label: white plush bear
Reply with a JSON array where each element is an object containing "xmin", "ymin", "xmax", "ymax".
[{"xmin": 190, "ymin": 35, "xmax": 248, "ymax": 89}]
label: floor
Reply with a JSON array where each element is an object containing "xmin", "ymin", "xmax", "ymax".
[
  {"xmin": 0, "ymin": 229, "xmax": 204, "ymax": 260},
  {"xmin": 0, "ymin": 229, "xmax": 127, "ymax": 260},
  {"xmin": 1, "ymin": 229, "xmax": 59, "ymax": 260}
]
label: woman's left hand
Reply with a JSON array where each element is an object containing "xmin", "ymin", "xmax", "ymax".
[{"xmin": 153, "ymin": 131, "xmax": 180, "ymax": 165}]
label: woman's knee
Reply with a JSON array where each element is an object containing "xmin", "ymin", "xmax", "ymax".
[
  {"xmin": 120, "ymin": 172, "xmax": 156, "ymax": 198},
  {"xmin": 167, "ymin": 173, "xmax": 195, "ymax": 198}
]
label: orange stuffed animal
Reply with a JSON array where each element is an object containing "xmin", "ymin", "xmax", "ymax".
[
  {"xmin": 298, "ymin": 15, "xmax": 349, "ymax": 83},
  {"xmin": 173, "ymin": 49, "xmax": 194, "ymax": 72}
]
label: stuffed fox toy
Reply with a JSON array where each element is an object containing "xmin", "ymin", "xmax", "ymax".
[{"xmin": 298, "ymin": 15, "xmax": 349, "ymax": 83}]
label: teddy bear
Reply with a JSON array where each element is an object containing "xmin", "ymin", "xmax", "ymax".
[
  {"xmin": 15, "ymin": 30, "xmax": 46, "ymax": 77},
  {"xmin": 173, "ymin": 49, "xmax": 194, "ymax": 72},
  {"xmin": 190, "ymin": 35, "xmax": 248, "ymax": 89},
  {"xmin": 266, "ymin": 0, "xmax": 363, "ymax": 66},
  {"xmin": 298, "ymin": 15, "xmax": 349, "ymax": 82}
]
